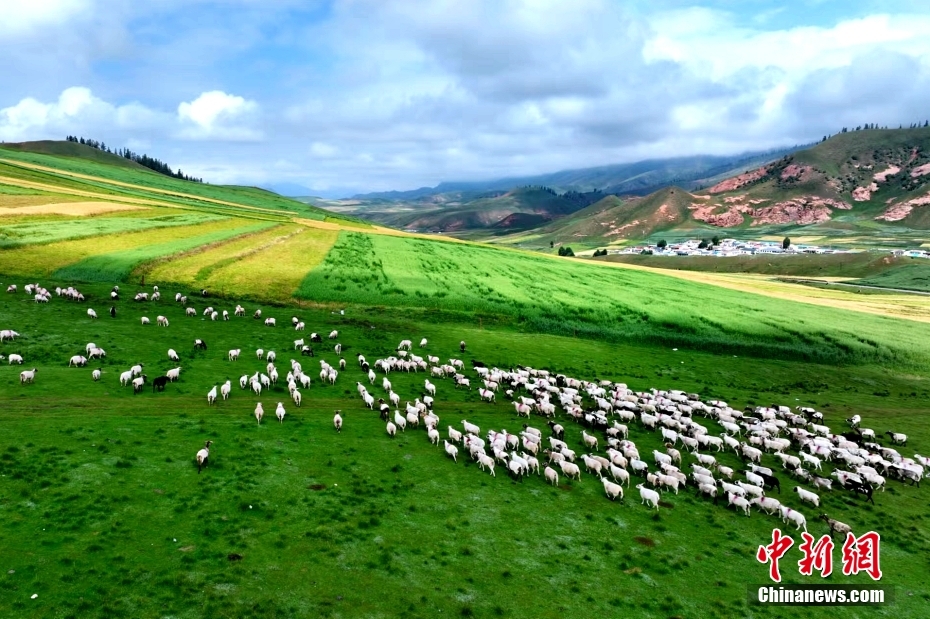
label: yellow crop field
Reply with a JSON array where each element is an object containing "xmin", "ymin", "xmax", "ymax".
[
  {"xmin": 196, "ymin": 225, "xmax": 339, "ymax": 300},
  {"xmin": 0, "ymin": 217, "xmax": 247, "ymax": 277},
  {"xmin": 0, "ymin": 201, "xmax": 146, "ymax": 217},
  {"xmin": 145, "ymin": 223, "xmax": 299, "ymax": 284}
]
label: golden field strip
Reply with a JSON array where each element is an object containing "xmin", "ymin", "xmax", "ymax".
[
  {"xmin": 591, "ymin": 259, "xmax": 930, "ymax": 323},
  {"xmin": 0, "ymin": 217, "xmax": 252, "ymax": 277}
]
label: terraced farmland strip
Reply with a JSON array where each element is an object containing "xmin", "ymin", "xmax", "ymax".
[
  {"xmin": 0, "ymin": 212, "xmax": 221, "ymax": 248},
  {"xmin": 0, "ymin": 217, "xmax": 246, "ymax": 277},
  {"xmin": 55, "ymin": 221, "xmax": 275, "ymax": 282},
  {"xmin": 145, "ymin": 223, "xmax": 298, "ymax": 285},
  {"xmin": 197, "ymin": 226, "xmax": 338, "ymax": 301}
]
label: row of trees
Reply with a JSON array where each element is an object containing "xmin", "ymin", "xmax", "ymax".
[{"xmin": 64, "ymin": 136, "xmax": 203, "ymax": 183}]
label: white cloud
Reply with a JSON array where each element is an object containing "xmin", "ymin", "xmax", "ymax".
[
  {"xmin": 176, "ymin": 91, "xmax": 261, "ymax": 141},
  {"xmin": 0, "ymin": 0, "xmax": 93, "ymax": 37}
]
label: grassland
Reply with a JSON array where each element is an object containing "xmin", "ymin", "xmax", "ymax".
[
  {"xmin": 1, "ymin": 280, "xmax": 928, "ymax": 618},
  {"xmin": 0, "ymin": 212, "xmax": 222, "ymax": 248},
  {"xmin": 294, "ymin": 232, "xmax": 930, "ymax": 366}
]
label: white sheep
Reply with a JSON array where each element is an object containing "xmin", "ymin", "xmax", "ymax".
[
  {"xmin": 141, "ymin": 317, "xmax": 150, "ymax": 325},
  {"xmin": 444, "ymin": 440, "xmax": 458, "ymax": 462},
  {"xmin": 292, "ymin": 389, "xmax": 302, "ymax": 407},
  {"xmin": 601, "ymin": 477, "xmax": 624, "ymax": 500},
  {"xmin": 195, "ymin": 440, "xmax": 213, "ymax": 473},
  {"xmin": 462, "ymin": 419, "xmax": 480, "ymax": 435},
  {"xmin": 428, "ymin": 427, "xmax": 440, "ymax": 445},
  {"xmin": 276, "ymin": 402, "xmax": 286, "ymax": 423},
  {"xmin": 131, "ymin": 375, "xmax": 146, "ymax": 393},
  {"xmin": 637, "ymin": 483, "xmax": 660, "ymax": 509},
  {"xmin": 221, "ymin": 380, "xmax": 231, "ymax": 401},
  {"xmin": 794, "ymin": 486, "xmax": 820, "ymax": 507},
  {"xmin": 92, "ymin": 369, "xmax": 101, "ymax": 381},
  {"xmin": 157, "ymin": 315, "xmax": 169, "ymax": 327},
  {"xmin": 558, "ymin": 459, "xmax": 582, "ymax": 480},
  {"xmin": 477, "ymin": 453, "xmax": 496, "ymax": 476},
  {"xmin": 393, "ymin": 410, "xmax": 407, "ymax": 432},
  {"xmin": 334, "ymin": 411, "xmax": 343, "ymax": 432},
  {"xmin": 8, "ymin": 353, "xmax": 23, "ymax": 365},
  {"xmin": 728, "ymin": 493, "xmax": 751, "ymax": 517},
  {"xmin": 166, "ymin": 367, "xmax": 181, "ymax": 382},
  {"xmin": 254, "ymin": 402, "xmax": 264, "ymax": 425},
  {"xmin": 386, "ymin": 421, "xmax": 397, "ymax": 437},
  {"xmin": 228, "ymin": 348, "xmax": 241, "ymax": 361},
  {"xmin": 68, "ymin": 355, "xmax": 87, "ymax": 367},
  {"xmin": 20, "ymin": 368, "xmax": 38, "ymax": 384},
  {"xmin": 448, "ymin": 426, "xmax": 463, "ymax": 443},
  {"xmin": 781, "ymin": 506, "xmax": 808, "ymax": 532},
  {"xmin": 207, "ymin": 385, "xmax": 218, "ymax": 405},
  {"xmin": 544, "ymin": 465, "xmax": 559, "ymax": 486},
  {"xmin": 168, "ymin": 349, "xmax": 180, "ymax": 362},
  {"xmin": 87, "ymin": 308, "xmax": 98, "ymax": 319},
  {"xmin": 419, "ymin": 338, "xmax": 427, "ymax": 348}
]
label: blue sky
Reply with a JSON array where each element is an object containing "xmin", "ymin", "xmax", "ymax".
[{"xmin": 2, "ymin": 1, "xmax": 930, "ymax": 197}]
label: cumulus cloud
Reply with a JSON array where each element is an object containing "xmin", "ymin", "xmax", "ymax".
[
  {"xmin": 4, "ymin": 1, "xmax": 930, "ymax": 194},
  {"xmin": 0, "ymin": 0, "xmax": 94, "ymax": 37},
  {"xmin": 176, "ymin": 91, "xmax": 261, "ymax": 141}
]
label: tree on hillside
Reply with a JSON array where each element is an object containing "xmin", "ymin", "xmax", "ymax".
[
  {"xmin": 657, "ymin": 239, "xmax": 667, "ymax": 250},
  {"xmin": 783, "ymin": 237, "xmax": 791, "ymax": 250},
  {"xmin": 557, "ymin": 246, "xmax": 575, "ymax": 257},
  {"xmin": 698, "ymin": 239, "xmax": 708, "ymax": 249},
  {"xmin": 550, "ymin": 241, "xmax": 554, "ymax": 248},
  {"xmin": 712, "ymin": 235, "xmax": 720, "ymax": 245}
]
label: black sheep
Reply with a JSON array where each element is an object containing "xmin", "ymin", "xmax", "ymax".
[
  {"xmin": 758, "ymin": 472, "xmax": 781, "ymax": 494},
  {"xmin": 152, "ymin": 376, "xmax": 169, "ymax": 392},
  {"xmin": 109, "ymin": 306, "xmax": 116, "ymax": 318}
]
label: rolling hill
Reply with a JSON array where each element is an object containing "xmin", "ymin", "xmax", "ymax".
[{"xmin": 499, "ymin": 127, "xmax": 930, "ymax": 248}]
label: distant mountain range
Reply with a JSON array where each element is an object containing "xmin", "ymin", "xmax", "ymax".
[
  {"xmin": 350, "ymin": 147, "xmax": 802, "ymax": 200},
  {"xmin": 498, "ymin": 127, "xmax": 930, "ymax": 247},
  {"xmin": 326, "ymin": 147, "xmax": 804, "ymax": 233}
]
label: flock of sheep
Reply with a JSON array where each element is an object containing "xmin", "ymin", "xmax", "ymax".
[{"xmin": 3, "ymin": 280, "xmax": 927, "ymax": 541}]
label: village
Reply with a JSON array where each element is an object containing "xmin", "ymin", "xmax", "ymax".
[{"xmin": 610, "ymin": 238, "xmax": 930, "ymax": 258}]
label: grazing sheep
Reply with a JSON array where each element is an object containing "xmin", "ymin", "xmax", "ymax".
[
  {"xmin": 8, "ymin": 353, "xmax": 23, "ymax": 365},
  {"xmin": 168, "ymin": 348, "xmax": 180, "ymax": 362},
  {"xmin": 544, "ymin": 466, "xmax": 559, "ymax": 486},
  {"xmin": 820, "ymin": 514, "xmax": 851, "ymax": 539},
  {"xmin": 254, "ymin": 403, "xmax": 264, "ymax": 425},
  {"xmin": 195, "ymin": 440, "xmax": 213, "ymax": 473},
  {"xmin": 885, "ymin": 431, "xmax": 907, "ymax": 445},
  {"xmin": 637, "ymin": 484, "xmax": 660, "ymax": 509},
  {"xmin": 140, "ymin": 316, "xmax": 150, "ymax": 325},
  {"xmin": 92, "ymin": 369, "xmax": 101, "ymax": 381},
  {"xmin": 228, "ymin": 348, "xmax": 241, "ymax": 361},
  {"xmin": 68, "ymin": 355, "xmax": 87, "ymax": 367},
  {"xmin": 166, "ymin": 367, "xmax": 182, "ymax": 382},
  {"xmin": 601, "ymin": 477, "xmax": 624, "ymax": 501},
  {"xmin": 132, "ymin": 375, "xmax": 147, "ymax": 394},
  {"xmin": 794, "ymin": 486, "xmax": 820, "ymax": 507},
  {"xmin": 152, "ymin": 376, "xmax": 169, "ymax": 392},
  {"xmin": 157, "ymin": 315, "xmax": 169, "ymax": 327},
  {"xmin": 276, "ymin": 403, "xmax": 286, "ymax": 423},
  {"xmin": 728, "ymin": 492, "xmax": 751, "ymax": 516},
  {"xmin": 194, "ymin": 339, "xmax": 207, "ymax": 350},
  {"xmin": 419, "ymin": 338, "xmax": 428, "ymax": 348},
  {"xmin": 329, "ymin": 330, "xmax": 338, "ymax": 339},
  {"xmin": 558, "ymin": 459, "xmax": 582, "ymax": 481},
  {"xmin": 19, "ymin": 368, "xmax": 38, "ymax": 384},
  {"xmin": 581, "ymin": 430, "xmax": 598, "ymax": 451},
  {"xmin": 87, "ymin": 308, "xmax": 98, "ymax": 319}
]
